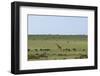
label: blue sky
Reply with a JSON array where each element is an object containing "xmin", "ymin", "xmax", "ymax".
[{"xmin": 28, "ymin": 15, "xmax": 88, "ymax": 35}]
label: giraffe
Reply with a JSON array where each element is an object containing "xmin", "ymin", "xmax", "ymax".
[{"xmin": 55, "ymin": 43, "xmax": 63, "ymax": 51}]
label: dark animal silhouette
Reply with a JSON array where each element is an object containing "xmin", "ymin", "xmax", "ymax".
[
  {"xmin": 83, "ymin": 49, "xmax": 86, "ymax": 51},
  {"xmin": 34, "ymin": 49, "xmax": 38, "ymax": 51},
  {"xmin": 73, "ymin": 48, "xmax": 76, "ymax": 51},
  {"xmin": 28, "ymin": 49, "xmax": 30, "ymax": 51}
]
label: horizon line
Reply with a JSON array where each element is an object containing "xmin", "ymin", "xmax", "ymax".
[{"xmin": 28, "ymin": 34, "xmax": 88, "ymax": 35}]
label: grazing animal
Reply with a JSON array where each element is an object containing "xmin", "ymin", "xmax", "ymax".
[
  {"xmin": 63, "ymin": 48, "xmax": 70, "ymax": 51},
  {"xmin": 34, "ymin": 49, "xmax": 38, "ymax": 51},
  {"xmin": 80, "ymin": 54, "xmax": 87, "ymax": 58},
  {"xmin": 83, "ymin": 49, "xmax": 85, "ymax": 51},
  {"xmin": 56, "ymin": 43, "xmax": 63, "ymax": 51},
  {"xmin": 39, "ymin": 49, "xmax": 50, "ymax": 51},
  {"xmin": 73, "ymin": 48, "xmax": 76, "ymax": 51},
  {"xmin": 58, "ymin": 54, "xmax": 63, "ymax": 56},
  {"xmin": 63, "ymin": 58, "xmax": 66, "ymax": 59},
  {"xmin": 28, "ymin": 49, "xmax": 30, "ymax": 51},
  {"xmin": 45, "ymin": 49, "xmax": 50, "ymax": 51},
  {"xmin": 35, "ymin": 53, "xmax": 39, "ymax": 56},
  {"xmin": 39, "ymin": 52, "xmax": 47, "ymax": 57},
  {"xmin": 67, "ymin": 49, "xmax": 70, "ymax": 51},
  {"xmin": 40, "ymin": 49, "xmax": 44, "ymax": 51}
]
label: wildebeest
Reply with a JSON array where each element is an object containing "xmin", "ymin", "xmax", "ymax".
[
  {"xmin": 39, "ymin": 52, "xmax": 48, "ymax": 57},
  {"xmin": 83, "ymin": 49, "xmax": 86, "ymax": 51},
  {"xmin": 45, "ymin": 49, "xmax": 50, "ymax": 51},
  {"xmin": 28, "ymin": 49, "xmax": 31, "ymax": 51},
  {"xmin": 66, "ymin": 48, "xmax": 71, "ymax": 51},
  {"xmin": 79, "ymin": 54, "xmax": 87, "ymax": 58},
  {"xmin": 72, "ymin": 48, "xmax": 76, "ymax": 51},
  {"xmin": 35, "ymin": 53, "xmax": 39, "ymax": 56},
  {"xmin": 40, "ymin": 49, "xmax": 50, "ymax": 51},
  {"xmin": 63, "ymin": 58, "xmax": 67, "ymax": 59},
  {"xmin": 63, "ymin": 48, "xmax": 71, "ymax": 52},
  {"xmin": 58, "ymin": 54, "xmax": 63, "ymax": 56},
  {"xmin": 34, "ymin": 49, "xmax": 38, "ymax": 51}
]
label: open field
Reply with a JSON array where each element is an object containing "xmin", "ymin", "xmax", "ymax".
[{"xmin": 28, "ymin": 35, "xmax": 88, "ymax": 61}]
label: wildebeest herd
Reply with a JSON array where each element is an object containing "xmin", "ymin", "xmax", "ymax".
[{"xmin": 28, "ymin": 35, "xmax": 88, "ymax": 60}]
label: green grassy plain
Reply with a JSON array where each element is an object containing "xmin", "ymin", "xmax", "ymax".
[{"xmin": 28, "ymin": 35, "xmax": 88, "ymax": 61}]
